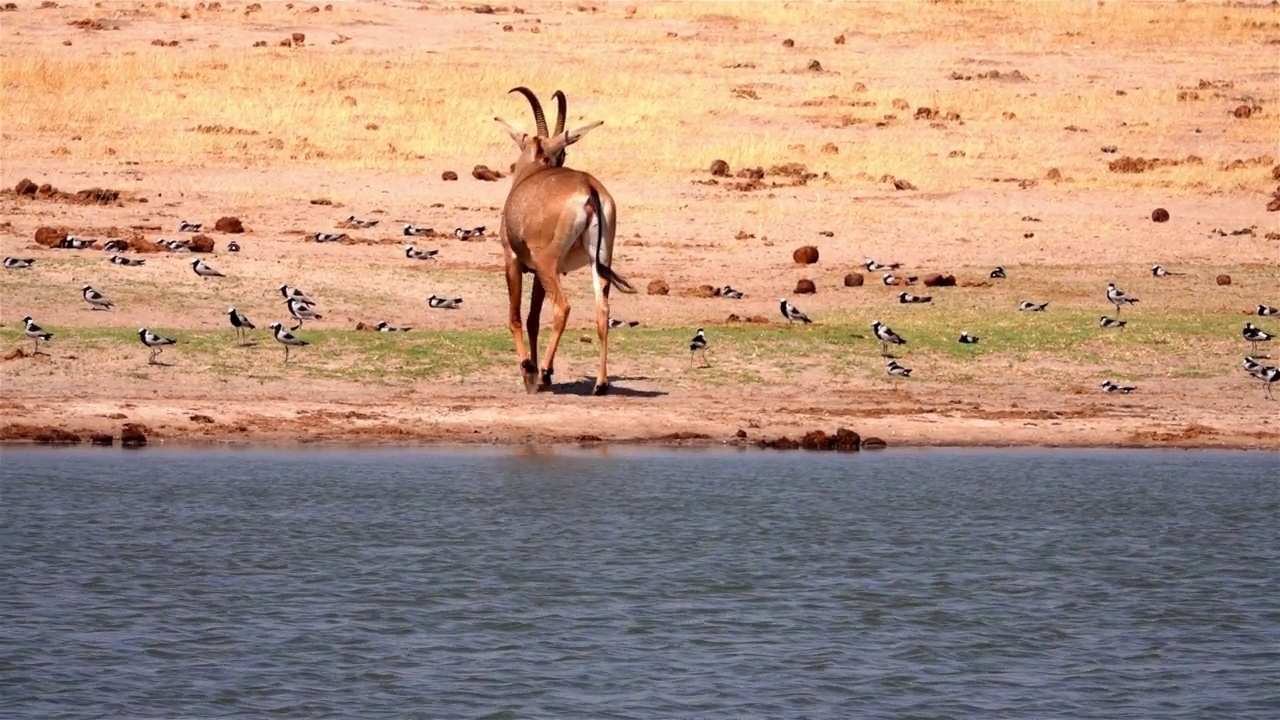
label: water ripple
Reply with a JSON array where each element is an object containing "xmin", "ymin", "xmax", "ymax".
[{"xmin": 2, "ymin": 447, "xmax": 1278, "ymax": 719}]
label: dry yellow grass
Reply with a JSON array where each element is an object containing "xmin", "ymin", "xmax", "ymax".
[
  {"xmin": 2, "ymin": 0, "xmax": 1277, "ymax": 194},
  {"xmin": 2, "ymin": 1, "xmax": 1278, "ymax": 448}
]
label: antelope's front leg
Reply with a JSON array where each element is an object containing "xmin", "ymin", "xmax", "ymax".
[{"xmin": 503, "ymin": 251, "xmax": 535, "ymax": 390}]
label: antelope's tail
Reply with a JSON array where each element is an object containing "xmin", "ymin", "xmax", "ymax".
[{"xmin": 590, "ymin": 187, "xmax": 636, "ymax": 294}]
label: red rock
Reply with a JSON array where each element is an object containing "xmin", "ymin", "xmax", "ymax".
[{"xmin": 794, "ymin": 278, "xmax": 816, "ymax": 294}]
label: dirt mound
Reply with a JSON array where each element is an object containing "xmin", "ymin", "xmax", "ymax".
[
  {"xmin": 678, "ymin": 284, "xmax": 717, "ymax": 298},
  {"xmin": 794, "ymin": 278, "xmax": 816, "ymax": 294},
  {"xmin": 647, "ymin": 279, "xmax": 669, "ymax": 296},
  {"xmin": 793, "ymin": 245, "xmax": 819, "ymax": 264},
  {"xmin": 187, "ymin": 234, "xmax": 215, "ymax": 252},
  {"xmin": 0, "ymin": 423, "xmax": 81, "ymax": 444},
  {"xmin": 922, "ymin": 273, "xmax": 956, "ymax": 287},
  {"xmin": 34, "ymin": 226, "xmax": 68, "ymax": 247},
  {"xmin": 844, "ymin": 272, "xmax": 865, "ymax": 287},
  {"xmin": 214, "ymin": 216, "xmax": 244, "ymax": 233}
]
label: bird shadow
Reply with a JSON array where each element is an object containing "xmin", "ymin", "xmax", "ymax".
[
  {"xmin": 147, "ymin": 361, "xmax": 174, "ymax": 367},
  {"xmin": 235, "ymin": 342, "xmax": 260, "ymax": 349},
  {"xmin": 551, "ymin": 376, "xmax": 669, "ymax": 398}
]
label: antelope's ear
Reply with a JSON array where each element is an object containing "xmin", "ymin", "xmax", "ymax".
[
  {"xmin": 494, "ymin": 117, "xmax": 528, "ymax": 148},
  {"xmin": 543, "ymin": 120, "xmax": 603, "ymax": 157}
]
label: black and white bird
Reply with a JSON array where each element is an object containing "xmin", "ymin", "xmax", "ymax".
[
  {"xmin": 227, "ymin": 240, "xmax": 241, "ymax": 253},
  {"xmin": 110, "ymin": 254, "xmax": 146, "ymax": 267},
  {"xmin": 1101, "ymin": 380, "xmax": 1136, "ymax": 394},
  {"xmin": 1260, "ymin": 366, "xmax": 1279, "ymax": 400},
  {"xmin": 454, "ymin": 226, "xmax": 486, "ymax": 240},
  {"xmin": 82, "ymin": 285, "xmax": 114, "ymax": 310},
  {"xmin": 227, "ymin": 307, "xmax": 255, "ymax": 344},
  {"xmin": 137, "ymin": 328, "xmax": 176, "ymax": 364},
  {"xmin": 1244, "ymin": 356, "xmax": 1264, "ymax": 375},
  {"xmin": 1019, "ymin": 300, "xmax": 1049, "ymax": 312},
  {"xmin": 268, "ymin": 322, "xmax": 308, "ymax": 363},
  {"xmin": 177, "ymin": 220, "xmax": 202, "ymax": 232},
  {"xmin": 1106, "ymin": 283, "xmax": 1138, "ymax": 314},
  {"xmin": 4, "ymin": 257, "xmax": 35, "ymax": 269},
  {"xmin": 428, "ymin": 294, "xmax": 463, "ymax": 310},
  {"xmin": 404, "ymin": 223, "xmax": 433, "ymax": 237},
  {"xmin": 608, "ymin": 319, "xmax": 640, "ymax": 329},
  {"xmin": 1258, "ymin": 304, "xmax": 1279, "ymax": 317},
  {"xmin": 286, "ymin": 297, "xmax": 322, "ymax": 330},
  {"xmin": 102, "ymin": 240, "xmax": 127, "ymax": 252},
  {"xmin": 989, "ymin": 266, "xmax": 1006, "ymax": 279},
  {"xmin": 882, "ymin": 272, "xmax": 918, "ymax": 286},
  {"xmin": 886, "ymin": 359, "xmax": 912, "ymax": 377},
  {"xmin": 718, "ymin": 285, "xmax": 744, "ymax": 299},
  {"xmin": 161, "ymin": 238, "xmax": 191, "ymax": 252},
  {"xmin": 779, "ymin": 298, "xmax": 812, "ymax": 324},
  {"xmin": 347, "ymin": 215, "xmax": 378, "ymax": 229},
  {"xmin": 958, "ymin": 331, "xmax": 980, "ymax": 344},
  {"xmin": 872, "ymin": 320, "xmax": 906, "ymax": 356},
  {"xmin": 314, "ymin": 231, "xmax": 346, "ymax": 243},
  {"xmin": 898, "ymin": 291, "xmax": 932, "ymax": 304},
  {"xmin": 62, "ymin": 236, "xmax": 97, "ymax": 250},
  {"xmin": 404, "ymin": 245, "xmax": 439, "ymax": 260},
  {"xmin": 1243, "ymin": 322, "xmax": 1272, "ymax": 355},
  {"xmin": 22, "ymin": 316, "xmax": 53, "ymax": 354},
  {"xmin": 1150, "ymin": 264, "xmax": 1183, "ymax": 277},
  {"xmin": 191, "ymin": 258, "xmax": 225, "ymax": 279},
  {"xmin": 279, "ymin": 284, "xmax": 315, "ymax": 306},
  {"xmin": 375, "ymin": 321, "xmax": 412, "ymax": 332},
  {"xmin": 865, "ymin": 258, "xmax": 901, "ymax": 272},
  {"xmin": 689, "ymin": 328, "xmax": 708, "ymax": 367},
  {"xmin": 1099, "ymin": 315, "xmax": 1127, "ymax": 329}
]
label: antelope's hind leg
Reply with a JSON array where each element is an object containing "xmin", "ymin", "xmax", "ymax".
[
  {"xmin": 527, "ymin": 276, "xmax": 549, "ymax": 392},
  {"xmin": 504, "ymin": 249, "xmax": 538, "ymax": 392},
  {"xmin": 591, "ymin": 266, "xmax": 612, "ymax": 395}
]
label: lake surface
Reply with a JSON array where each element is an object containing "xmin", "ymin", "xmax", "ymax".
[{"xmin": 2, "ymin": 446, "xmax": 1278, "ymax": 719}]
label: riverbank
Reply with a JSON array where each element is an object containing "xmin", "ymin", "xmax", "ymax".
[{"xmin": 3, "ymin": 379, "xmax": 1276, "ymax": 450}]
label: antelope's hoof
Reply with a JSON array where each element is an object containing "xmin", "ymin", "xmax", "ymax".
[
  {"xmin": 535, "ymin": 368, "xmax": 553, "ymax": 392},
  {"xmin": 592, "ymin": 382, "xmax": 610, "ymax": 396}
]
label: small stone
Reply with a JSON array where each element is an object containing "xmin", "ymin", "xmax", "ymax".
[
  {"xmin": 843, "ymin": 272, "xmax": 865, "ymax": 287},
  {"xmin": 1151, "ymin": 208, "xmax": 1170, "ymax": 223},
  {"xmin": 442, "ymin": 170, "xmax": 458, "ymax": 181},
  {"xmin": 1216, "ymin": 274, "xmax": 1231, "ymax": 286},
  {"xmin": 794, "ymin": 278, "xmax": 816, "ymax": 294},
  {"xmin": 861, "ymin": 436, "xmax": 887, "ymax": 450},
  {"xmin": 782, "ymin": 38, "xmax": 794, "ymax": 47},
  {"xmin": 15, "ymin": 178, "xmax": 37, "ymax": 195},
  {"xmin": 709, "ymin": 159, "xmax": 730, "ymax": 176}
]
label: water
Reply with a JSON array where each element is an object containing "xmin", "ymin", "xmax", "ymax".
[{"xmin": 2, "ymin": 446, "xmax": 1278, "ymax": 719}]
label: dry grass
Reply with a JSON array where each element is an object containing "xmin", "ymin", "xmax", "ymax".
[{"xmin": 2, "ymin": 0, "xmax": 1277, "ymax": 194}]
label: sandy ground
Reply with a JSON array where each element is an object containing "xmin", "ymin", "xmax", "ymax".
[{"xmin": 1, "ymin": 1, "xmax": 1278, "ymax": 450}]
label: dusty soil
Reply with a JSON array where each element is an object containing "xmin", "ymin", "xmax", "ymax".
[{"xmin": 1, "ymin": 1, "xmax": 1278, "ymax": 450}]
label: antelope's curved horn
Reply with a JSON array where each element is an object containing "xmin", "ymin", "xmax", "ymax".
[
  {"xmin": 552, "ymin": 90, "xmax": 567, "ymax": 136},
  {"xmin": 508, "ymin": 86, "xmax": 548, "ymax": 137}
]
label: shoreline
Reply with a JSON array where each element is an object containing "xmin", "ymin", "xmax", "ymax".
[{"xmin": 3, "ymin": 405, "xmax": 1276, "ymax": 452}]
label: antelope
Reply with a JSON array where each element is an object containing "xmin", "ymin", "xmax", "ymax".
[{"xmin": 495, "ymin": 86, "xmax": 636, "ymax": 395}]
